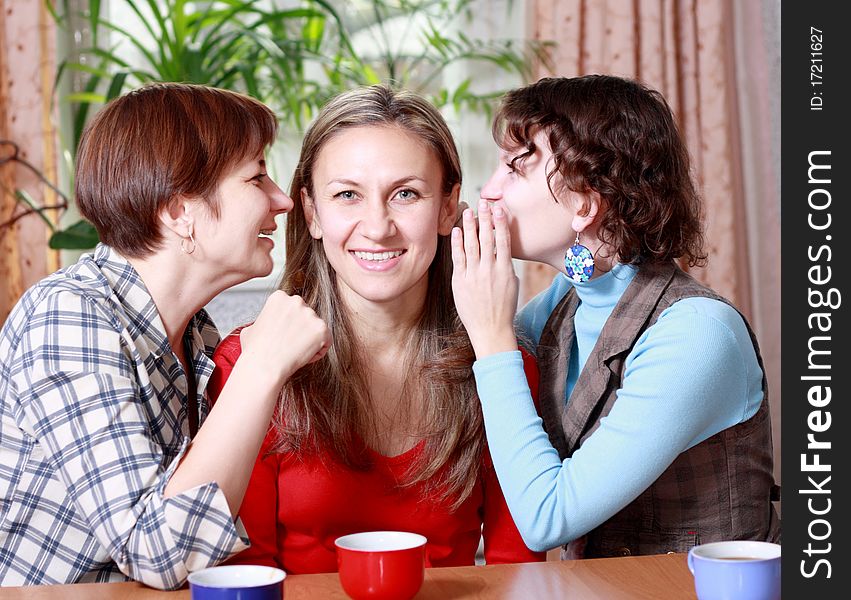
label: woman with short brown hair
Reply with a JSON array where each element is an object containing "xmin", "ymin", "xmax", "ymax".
[{"xmin": 0, "ymin": 82, "xmax": 330, "ymax": 589}]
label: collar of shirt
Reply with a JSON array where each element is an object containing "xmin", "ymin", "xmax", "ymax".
[{"xmin": 89, "ymin": 244, "xmax": 220, "ymax": 416}]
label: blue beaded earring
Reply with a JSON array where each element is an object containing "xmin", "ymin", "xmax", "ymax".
[{"xmin": 564, "ymin": 233, "xmax": 594, "ymax": 283}]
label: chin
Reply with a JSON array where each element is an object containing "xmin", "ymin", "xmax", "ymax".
[
  {"xmin": 359, "ymin": 283, "xmax": 424, "ymax": 305},
  {"xmin": 255, "ymin": 253, "xmax": 275, "ymax": 274},
  {"xmin": 238, "ymin": 263, "xmax": 273, "ymax": 283}
]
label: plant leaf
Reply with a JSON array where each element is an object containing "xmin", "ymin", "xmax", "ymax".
[{"xmin": 48, "ymin": 220, "xmax": 100, "ymax": 250}]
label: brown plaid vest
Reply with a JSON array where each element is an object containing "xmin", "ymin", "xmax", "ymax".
[{"xmin": 537, "ymin": 262, "xmax": 781, "ymax": 558}]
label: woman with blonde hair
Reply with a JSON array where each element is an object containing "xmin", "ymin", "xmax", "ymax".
[{"xmin": 209, "ymin": 84, "xmax": 543, "ymax": 572}]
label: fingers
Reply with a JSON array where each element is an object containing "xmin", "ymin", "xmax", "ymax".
[
  {"xmin": 451, "ymin": 226, "xmax": 466, "ymax": 273},
  {"xmin": 315, "ymin": 327, "xmax": 332, "ymax": 361},
  {"xmin": 451, "ymin": 202, "xmax": 506, "ymax": 276},
  {"xmin": 462, "ymin": 207, "xmax": 480, "ymax": 265},
  {"xmin": 248, "ymin": 290, "xmax": 331, "ymax": 368},
  {"xmin": 492, "ymin": 205, "xmax": 512, "ymax": 265},
  {"xmin": 477, "ymin": 200, "xmax": 495, "ymax": 264},
  {"xmin": 309, "ymin": 338, "xmax": 331, "ymax": 363}
]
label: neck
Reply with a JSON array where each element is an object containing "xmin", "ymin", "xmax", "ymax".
[
  {"xmin": 338, "ymin": 281, "xmax": 430, "ymax": 455},
  {"xmin": 339, "ymin": 281, "xmax": 428, "ymax": 356},
  {"xmin": 127, "ymin": 250, "xmax": 229, "ymax": 352},
  {"xmin": 350, "ymin": 301, "xmax": 423, "ymax": 357}
]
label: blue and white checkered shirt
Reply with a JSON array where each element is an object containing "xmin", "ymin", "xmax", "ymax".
[{"xmin": 0, "ymin": 244, "xmax": 248, "ymax": 589}]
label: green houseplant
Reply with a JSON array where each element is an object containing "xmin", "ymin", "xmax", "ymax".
[{"xmin": 5, "ymin": 0, "xmax": 549, "ymax": 250}]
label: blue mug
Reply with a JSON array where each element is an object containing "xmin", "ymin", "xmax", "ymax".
[
  {"xmin": 188, "ymin": 565, "xmax": 286, "ymax": 600},
  {"xmin": 687, "ymin": 541, "xmax": 781, "ymax": 600}
]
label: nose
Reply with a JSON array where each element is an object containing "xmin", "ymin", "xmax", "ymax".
[
  {"xmin": 265, "ymin": 178, "xmax": 294, "ymax": 214},
  {"xmin": 359, "ymin": 200, "xmax": 396, "ymax": 240},
  {"xmin": 480, "ymin": 168, "xmax": 504, "ymax": 202}
]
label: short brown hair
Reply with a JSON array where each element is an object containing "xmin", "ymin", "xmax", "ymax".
[
  {"xmin": 75, "ymin": 82, "xmax": 278, "ymax": 257},
  {"xmin": 494, "ymin": 75, "xmax": 706, "ymax": 266}
]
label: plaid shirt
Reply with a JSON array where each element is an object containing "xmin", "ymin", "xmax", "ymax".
[{"xmin": 0, "ymin": 244, "xmax": 248, "ymax": 589}]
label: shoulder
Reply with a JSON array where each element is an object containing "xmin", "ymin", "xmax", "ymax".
[
  {"xmin": 212, "ymin": 325, "xmax": 250, "ymax": 366},
  {"xmin": 636, "ymin": 297, "xmax": 759, "ymax": 374},
  {"xmin": 659, "ymin": 297, "xmax": 751, "ymax": 341},
  {"xmin": 34, "ymin": 257, "xmax": 115, "ymax": 306},
  {"xmin": 3, "ymin": 267, "xmax": 120, "ymax": 345},
  {"xmin": 0, "ymin": 276, "xmax": 136, "ymax": 391}
]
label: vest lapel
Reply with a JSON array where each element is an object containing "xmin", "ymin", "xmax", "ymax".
[{"xmin": 536, "ymin": 289, "xmax": 578, "ymax": 459}]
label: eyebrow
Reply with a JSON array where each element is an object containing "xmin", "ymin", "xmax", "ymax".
[
  {"xmin": 508, "ymin": 145, "xmax": 534, "ymax": 166},
  {"xmin": 325, "ymin": 175, "xmax": 429, "ymax": 187}
]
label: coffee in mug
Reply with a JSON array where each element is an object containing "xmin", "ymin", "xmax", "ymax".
[{"xmin": 687, "ymin": 540, "xmax": 780, "ymax": 600}]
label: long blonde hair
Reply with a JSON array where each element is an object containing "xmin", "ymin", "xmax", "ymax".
[{"xmin": 275, "ymin": 84, "xmax": 482, "ymax": 508}]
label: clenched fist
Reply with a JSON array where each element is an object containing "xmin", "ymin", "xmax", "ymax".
[{"xmin": 239, "ymin": 291, "xmax": 331, "ymax": 387}]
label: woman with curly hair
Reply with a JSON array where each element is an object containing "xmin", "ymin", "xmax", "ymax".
[{"xmin": 451, "ymin": 74, "xmax": 781, "ymax": 559}]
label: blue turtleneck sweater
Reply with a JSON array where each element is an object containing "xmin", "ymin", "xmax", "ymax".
[{"xmin": 472, "ymin": 263, "xmax": 764, "ymax": 552}]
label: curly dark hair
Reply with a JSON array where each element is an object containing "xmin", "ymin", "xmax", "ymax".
[{"xmin": 493, "ymin": 74, "xmax": 706, "ymax": 266}]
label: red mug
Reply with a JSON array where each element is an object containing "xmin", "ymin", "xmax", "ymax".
[{"xmin": 335, "ymin": 531, "xmax": 427, "ymax": 600}]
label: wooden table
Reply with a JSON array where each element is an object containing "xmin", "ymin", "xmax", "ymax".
[{"xmin": 0, "ymin": 553, "xmax": 697, "ymax": 599}]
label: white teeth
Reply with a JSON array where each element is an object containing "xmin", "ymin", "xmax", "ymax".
[
  {"xmin": 353, "ymin": 250, "xmax": 404, "ymax": 261},
  {"xmin": 259, "ymin": 230, "xmax": 274, "ymax": 236}
]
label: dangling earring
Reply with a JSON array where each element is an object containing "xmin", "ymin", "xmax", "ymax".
[
  {"xmin": 564, "ymin": 233, "xmax": 594, "ymax": 283},
  {"xmin": 180, "ymin": 229, "xmax": 196, "ymax": 255}
]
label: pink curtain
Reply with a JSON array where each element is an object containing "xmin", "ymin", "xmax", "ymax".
[{"xmin": 524, "ymin": 0, "xmax": 781, "ymax": 481}]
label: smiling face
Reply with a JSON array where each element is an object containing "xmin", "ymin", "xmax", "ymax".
[
  {"xmin": 480, "ymin": 129, "xmax": 587, "ymax": 270},
  {"xmin": 304, "ymin": 125, "xmax": 458, "ymax": 310},
  {"xmin": 192, "ymin": 152, "xmax": 293, "ymax": 286}
]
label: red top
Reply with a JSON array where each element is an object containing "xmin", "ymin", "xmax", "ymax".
[{"xmin": 208, "ymin": 333, "xmax": 544, "ymax": 574}]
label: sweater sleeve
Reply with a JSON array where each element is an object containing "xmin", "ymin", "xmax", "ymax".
[
  {"xmin": 209, "ymin": 333, "xmax": 281, "ymax": 569},
  {"xmin": 473, "ymin": 300, "xmax": 761, "ymax": 552},
  {"xmin": 480, "ymin": 348, "xmax": 546, "ymax": 564}
]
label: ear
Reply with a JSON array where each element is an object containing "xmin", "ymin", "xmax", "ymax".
[
  {"xmin": 437, "ymin": 183, "xmax": 460, "ymax": 236},
  {"xmin": 301, "ymin": 188, "xmax": 323, "ymax": 239},
  {"xmin": 570, "ymin": 191, "xmax": 601, "ymax": 235},
  {"xmin": 158, "ymin": 195, "xmax": 195, "ymax": 239}
]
